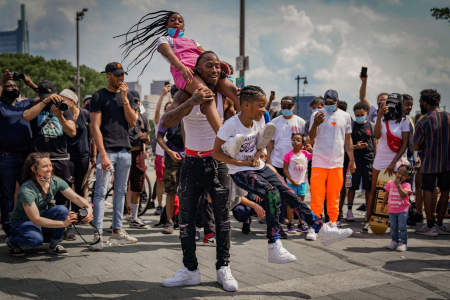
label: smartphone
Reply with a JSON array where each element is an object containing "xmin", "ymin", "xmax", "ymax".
[{"xmin": 360, "ymin": 67, "xmax": 368, "ymax": 78}]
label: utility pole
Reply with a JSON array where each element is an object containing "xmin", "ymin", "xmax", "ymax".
[
  {"xmin": 295, "ymin": 75, "xmax": 308, "ymax": 99},
  {"xmin": 239, "ymin": 0, "xmax": 245, "ymax": 80},
  {"xmin": 76, "ymin": 8, "xmax": 88, "ymax": 105}
]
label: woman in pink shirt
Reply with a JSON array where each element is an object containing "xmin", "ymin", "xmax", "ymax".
[{"xmin": 382, "ymin": 165, "xmax": 413, "ymax": 252}]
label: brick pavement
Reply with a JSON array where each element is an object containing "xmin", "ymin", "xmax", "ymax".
[{"xmin": 0, "ymin": 171, "xmax": 449, "ymax": 299}]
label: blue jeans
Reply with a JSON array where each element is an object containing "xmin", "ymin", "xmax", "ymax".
[
  {"xmin": 93, "ymin": 149, "xmax": 131, "ymax": 234},
  {"xmin": 389, "ymin": 211, "xmax": 408, "ymax": 244},
  {"xmin": 232, "ymin": 204, "xmax": 254, "ymax": 223},
  {"xmin": 8, "ymin": 205, "xmax": 69, "ymax": 249},
  {"xmin": 0, "ymin": 153, "xmax": 26, "ymax": 236}
]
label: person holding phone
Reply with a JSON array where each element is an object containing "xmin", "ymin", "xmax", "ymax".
[
  {"xmin": 359, "ymin": 67, "xmax": 389, "ymax": 124},
  {"xmin": 346, "ymin": 102, "xmax": 375, "ymax": 221}
]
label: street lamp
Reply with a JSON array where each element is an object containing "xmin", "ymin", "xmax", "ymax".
[
  {"xmin": 295, "ymin": 75, "xmax": 308, "ymax": 99},
  {"xmin": 76, "ymin": 8, "xmax": 88, "ymax": 106}
]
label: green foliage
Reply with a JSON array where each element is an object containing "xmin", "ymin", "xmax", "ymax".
[
  {"xmin": 430, "ymin": 7, "xmax": 450, "ymax": 22},
  {"xmin": 0, "ymin": 53, "xmax": 106, "ymax": 103}
]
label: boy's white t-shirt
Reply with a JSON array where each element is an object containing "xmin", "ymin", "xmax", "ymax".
[
  {"xmin": 269, "ymin": 115, "xmax": 306, "ymax": 168},
  {"xmin": 309, "ymin": 109, "xmax": 352, "ymax": 169},
  {"xmin": 217, "ymin": 114, "xmax": 265, "ymax": 175},
  {"xmin": 373, "ymin": 118, "xmax": 410, "ymax": 170}
]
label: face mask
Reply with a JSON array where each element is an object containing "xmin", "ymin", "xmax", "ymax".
[
  {"xmin": 324, "ymin": 104, "xmax": 336, "ymax": 113},
  {"xmin": 37, "ymin": 174, "xmax": 50, "ymax": 182},
  {"xmin": 167, "ymin": 28, "xmax": 184, "ymax": 38},
  {"xmin": 2, "ymin": 89, "xmax": 20, "ymax": 102},
  {"xmin": 355, "ymin": 116, "xmax": 366, "ymax": 124},
  {"xmin": 281, "ymin": 109, "xmax": 293, "ymax": 117}
]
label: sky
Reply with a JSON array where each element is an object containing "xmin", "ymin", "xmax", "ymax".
[{"xmin": 0, "ymin": 0, "xmax": 449, "ymax": 113}]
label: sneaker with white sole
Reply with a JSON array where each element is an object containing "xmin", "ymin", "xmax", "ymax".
[
  {"xmin": 217, "ymin": 266, "xmax": 238, "ymax": 292},
  {"xmin": 305, "ymin": 228, "xmax": 317, "ymax": 241},
  {"xmin": 256, "ymin": 123, "xmax": 276, "ymax": 150},
  {"xmin": 396, "ymin": 243, "xmax": 407, "ymax": 252},
  {"xmin": 110, "ymin": 230, "xmax": 138, "ymax": 244},
  {"xmin": 346, "ymin": 210, "xmax": 355, "ymax": 222},
  {"xmin": 416, "ymin": 224, "xmax": 438, "ymax": 237},
  {"xmin": 318, "ymin": 222, "xmax": 353, "ymax": 246},
  {"xmin": 387, "ymin": 240, "xmax": 398, "ymax": 250},
  {"xmin": 268, "ymin": 239, "xmax": 297, "ymax": 264},
  {"xmin": 89, "ymin": 233, "xmax": 104, "ymax": 251},
  {"xmin": 130, "ymin": 218, "xmax": 148, "ymax": 229},
  {"xmin": 162, "ymin": 267, "xmax": 200, "ymax": 287},
  {"xmin": 222, "ymin": 134, "xmax": 246, "ymax": 158},
  {"xmin": 437, "ymin": 224, "xmax": 450, "ymax": 235}
]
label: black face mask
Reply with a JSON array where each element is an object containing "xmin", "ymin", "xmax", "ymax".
[
  {"xmin": 420, "ymin": 103, "xmax": 427, "ymax": 115},
  {"xmin": 1, "ymin": 89, "xmax": 20, "ymax": 103}
]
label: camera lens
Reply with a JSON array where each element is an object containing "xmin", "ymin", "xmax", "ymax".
[{"xmin": 56, "ymin": 102, "xmax": 68, "ymax": 111}]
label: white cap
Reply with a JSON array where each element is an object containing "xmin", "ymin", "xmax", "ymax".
[{"xmin": 59, "ymin": 89, "xmax": 78, "ymax": 104}]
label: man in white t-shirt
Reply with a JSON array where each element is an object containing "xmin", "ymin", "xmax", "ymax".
[
  {"xmin": 309, "ymin": 89, "xmax": 356, "ymax": 244},
  {"xmin": 267, "ymin": 96, "xmax": 306, "ymax": 177}
]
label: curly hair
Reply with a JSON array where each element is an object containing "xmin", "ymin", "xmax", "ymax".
[{"xmin": 420, "ymin": 89, "xmax": 440, "ymax": 107}]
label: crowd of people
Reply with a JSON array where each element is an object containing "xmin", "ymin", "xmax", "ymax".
[{"xmin": 0, "ymin": 9, "xmax": 449, "ymax": 293}]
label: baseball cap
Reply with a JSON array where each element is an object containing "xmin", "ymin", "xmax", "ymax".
[
  {"xmin": 59, "ymin": 89, "xmax": 78, "ymax": 105},
  {"xmin": 83, "ymin": 94, "xmax": 92, "ymax": 101},
  {"xmin": 101, "ymin": 62, "xmax": 128, "ymax": 76},
  {"xmin": 324, "ymin": 89, "xmax": 339, "ymax": 101},
  {"xmin": 387, "ymin": 93, "xmax": 402, "ymax": 103},
  {"xmin": 37, "ymin": 80, "xmax": 57, "ymax": 99},
  {"xmin": 280, "ymin": 96, "xmax": 294, "ymax": 105}
]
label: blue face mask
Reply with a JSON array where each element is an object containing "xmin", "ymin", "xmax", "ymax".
[
  {"xmin": 167, "ymin": 28, "xmax": 184, "ymax": 38},
  {"xmin": 355, "ymin": 116, "xmax": 366, "ymax": 124},
  {"xmin": 324, "ymin": 104, "xmax": 336, "ymax": 113},
  {"xmin": 281, "ymin": 109, "xmax": 293, "ymax": 117}
]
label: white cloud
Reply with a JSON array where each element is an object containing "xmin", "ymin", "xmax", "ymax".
[
  {"xmin": 120, "ymin": 0, "xmax": 167, "ymax": 11},
  {"xmin": 350, "ymin": 6, "xmax": 387, "ymax": 22},
  {"xmin": 58, "ymin": 6, "xmax": 75, "ymax": 24}
]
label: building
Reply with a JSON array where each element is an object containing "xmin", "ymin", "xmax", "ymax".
[
  {"xmin": 150, "ymin": 80, "xmax": 171, "ymax": 95},
  {"xmin": 294, "ymin": 95, "xmax": 315, "ymax": 122},
  {"xmin": 0, "ymin": 4, "xmax": 29, "ymax": 54},
  {"xmin": 126, "ymin": 81, "xmax": 142, "ymax": 98},
  {"xmin": 143, "ymin": 94, "xmax": 172, "ymax": 122}
]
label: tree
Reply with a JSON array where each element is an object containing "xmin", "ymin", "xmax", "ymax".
[
  {"xmin": 0, "ymin": 53, "xmax": 106, "ymax": 103},
  {"xmin": 430, "ymin": 7, "xmax": 450, "ymax": 22}
]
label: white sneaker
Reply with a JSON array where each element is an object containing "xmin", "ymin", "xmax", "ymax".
[
  {"xmin": 217, "ymin": 266, "xmax": 238, "ymax": 292},
  {"xmin": 387, "ymin": 240, "xmax": 398, "ymax": 250},
  {"xmin": 222, "ymin": 134, "xmax": 246, "ymax": 158},
  {"xmin": 162, "ymin": 267, "xmax": 200, "ymax": 287},
  {"xmin": 396, "ymin": 243, "xmax": 407, "ymax": 252},
  {"xmin": 346, "ymin": 210, "xmax": 354, "ymax": 221},
  {"xmin": 437, "ymin": 224, "xmax": 450, "ymax": 235},
  {"xmin": 257, "ymin": 123, "xmax": 276, "ymax": 149},
  {"xmin": 268, "ymin": 239, "xmax": 297, "ymax": 264},
  {"xmin": 110, "ymin": 230, "xmax": 138, "ymax": 244},
  {"xmin": 416, "ymin": 224, "xmax": 438, "ymax": 237},
  {"xmin": 305, "ymin": 228, "xmax": 317, "ymax": 241},
  {"xmin": 89, "ymin": 233, "xmax": 103, "ymax": 251},
  {"xmin": 318, "ymin": 222, "xmax": 353, "ymax": 246}
]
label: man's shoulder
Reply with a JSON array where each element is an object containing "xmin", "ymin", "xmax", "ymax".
[{"xmin": 292, "ymin": 115, "xmax": 305, "ymax": 123}]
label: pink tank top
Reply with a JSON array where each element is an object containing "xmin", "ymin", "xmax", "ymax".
[{"xmin": 169, "ymin": 37, "xmax": 202, "ymax": 74}]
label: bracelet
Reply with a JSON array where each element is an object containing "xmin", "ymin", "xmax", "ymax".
[{"xmin": 123, "ymin": 100, "xmax": 130, "ymax": 105}]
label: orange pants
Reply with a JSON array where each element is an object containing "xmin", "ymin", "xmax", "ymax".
[{"xmin": 310, "ymin": 167, "xmax": 343, "ymax": 223}]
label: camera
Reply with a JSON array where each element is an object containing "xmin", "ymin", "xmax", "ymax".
[
  {"xmin": 77, "ymin": 208, "xmax": 89, "ymax": 222},
  {"xmin": 54, "ymin": 101, "xmax": 68, "ymax": 111},
  {"xmin": 12, "ymin": 72, "xmax": 25, "ymax": 81}
]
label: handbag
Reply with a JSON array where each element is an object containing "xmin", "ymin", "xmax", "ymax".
[{"xmin": 385, "ymin": 120, "xmax": 402, "ymax": 152}]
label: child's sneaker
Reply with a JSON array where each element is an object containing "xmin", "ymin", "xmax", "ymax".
[
  {"xmin": 297, "ymin": 223, "xmax": 308, "ymax": 233},
  {"xmin": 305, "ymin": 228, "xmax": 317, "ymax": 241},
  {"xmin": 268, "ymin": 239, "xmax": 296, "ymax": 264},
  {"xmin": 256, "ymin": 123, "xmax": 276, "ymax": 150},
  {"xmin": 387, "ymin": 240, "xmax": 398, "ymax": 250},
  {"xmin": 203, "ymin": 233, "xmax": 216, "ymax": 246},
  {"xmin": 396, "ymin": 243, "xmax": 407, "ymax": 252},
  {"xmin": 222, "ymin": 134, "xmax": 246, "ymax": 158},
  {"xmin": 346, "ymin": 210, "xmax": 354, "ymax": 222},
  {"xmin": 287, "ymin": 223, "xmax": 296, "ymax": 234},
  {"xmin": 318, "ymin": 222, "xmax": 353, "ymax": 246}
]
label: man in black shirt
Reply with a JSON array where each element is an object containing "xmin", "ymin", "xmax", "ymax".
[
  {"xmin": 347, "ymin": 102, "xmax": 375, "ymax": 222},
  {"xmin": 23, "ymin": 80, "xmax": 76, "ymax": 202},
  {"xmin": 89, "ymin": 62, "xmax": 138, "ymax": 250}
]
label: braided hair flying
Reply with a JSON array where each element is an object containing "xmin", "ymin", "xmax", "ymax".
[{"xmin": 114, "ymin": 10, "xmax": 178, "ymax": 76}]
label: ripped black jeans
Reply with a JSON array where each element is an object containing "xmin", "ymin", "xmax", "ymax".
[
  {"xmin": 232, "ymin": 166, "xmax": 321, "ymax": 243},
  {"xmin": 178, "ymin": 156, "xmax": 230, "ymax": 271}
]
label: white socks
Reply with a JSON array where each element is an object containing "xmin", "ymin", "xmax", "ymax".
[{"xmin": 131, "ymin": 204, "xmax": 139, "ymax": 221}]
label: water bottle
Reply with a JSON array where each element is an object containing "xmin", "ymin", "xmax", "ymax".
[{"xmin": 345, "ymin": 172, "xmax": 352, "ymax": 188}]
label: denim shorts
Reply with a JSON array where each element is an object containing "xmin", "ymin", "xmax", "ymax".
[{"xmin": 287, "ymin": 182, "xmax": 306, "ymax": 197}]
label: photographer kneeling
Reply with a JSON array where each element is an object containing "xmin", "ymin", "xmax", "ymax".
[{"xmin": 7, "ymin": 152, "xmax": 93, "ymax": 256}]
